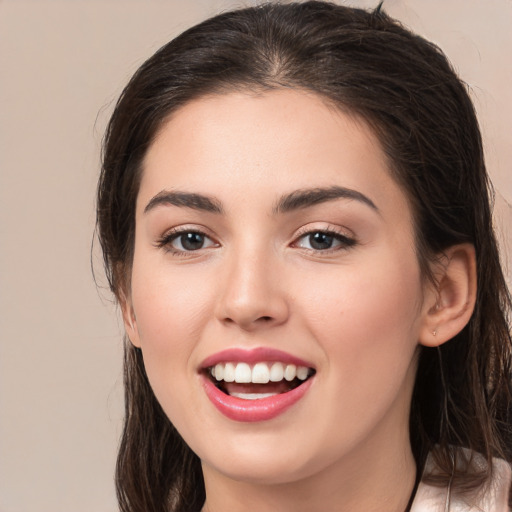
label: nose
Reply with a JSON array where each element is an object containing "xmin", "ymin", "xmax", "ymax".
[{"xmin": 215, "ymin": 251, "xmax": 290, "ymax": 332}]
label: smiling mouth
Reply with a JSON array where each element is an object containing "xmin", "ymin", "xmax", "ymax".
[{"xmin": 206, "ymin": 362, "xmax": 316, "ymax": 400}]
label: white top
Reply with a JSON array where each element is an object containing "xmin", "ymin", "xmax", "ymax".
[{"xmin": 411, "ymin": 454, "xmax": 511, "ymax": 512}]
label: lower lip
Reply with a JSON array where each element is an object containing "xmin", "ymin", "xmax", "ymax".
[{"xmin": 201, "ymin": 376, "xmax": 313, "ymax": 422}]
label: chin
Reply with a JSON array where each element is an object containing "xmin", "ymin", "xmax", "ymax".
[
  {"xmin": 203, "ymin": 455, "xmax": 314, "ymax": 486},
  {"xmin": 196, "ymin": 428, "xmax": 339, "ymax": 487}
]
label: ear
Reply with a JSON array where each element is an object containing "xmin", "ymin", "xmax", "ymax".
[
  {"xmin": 119, "ymin": 287, "xmax": 142, "ymax": 348},
  {"xmin": 419, "ymin": 243, "xmax": 477, "ymax": 348}
]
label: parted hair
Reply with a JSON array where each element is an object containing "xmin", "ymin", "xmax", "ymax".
[{"xmin": 96, "ymin": 2, "xmax": 512, "ymax": 511}]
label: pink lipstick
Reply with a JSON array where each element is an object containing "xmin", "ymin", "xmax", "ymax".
[{"xmin": 199, "ymin": 347, "xmax": 315, "ymax": 422}]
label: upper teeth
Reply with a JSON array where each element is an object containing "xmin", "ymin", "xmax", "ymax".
[{"xmin": 210, "ymin": 362, "xmax": 311, "ymax": 384}]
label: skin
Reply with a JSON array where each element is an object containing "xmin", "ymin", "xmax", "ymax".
[{"xmin": 122, "ymin": 89, "xmax": 476, "ymax": 512}]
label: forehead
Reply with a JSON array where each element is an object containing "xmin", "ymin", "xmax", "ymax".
[{"xmin": 139, "ymin": 89, "xmax": 409, "ymax": 219}]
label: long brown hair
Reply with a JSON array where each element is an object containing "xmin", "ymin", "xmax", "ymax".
[{"xmin": 96, "ymin": 2, "xmax": 512, "ymax": 511}]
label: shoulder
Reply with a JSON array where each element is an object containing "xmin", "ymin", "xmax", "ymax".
[{"xmin": 411, "ymin": 450, "xmax": 511, "ymax": 512}]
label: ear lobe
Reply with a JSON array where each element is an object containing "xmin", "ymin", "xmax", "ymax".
[
  {"xmin": 119, "ymin": 290, "xmax": 142, "ymax": 348},
  {"xmin": 419, "ymin": 243, "xmax": 477, "ymax": 348}
]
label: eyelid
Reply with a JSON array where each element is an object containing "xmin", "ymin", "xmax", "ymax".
[{"xmin": 293, "ymin": 223, "xmax": 355, "ymax": 240}]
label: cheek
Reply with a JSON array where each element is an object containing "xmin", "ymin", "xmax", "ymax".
[
  {"xmin": 298, "ymin": 250, "xmax": 423, "ymax": 376},
  {"xmin": 129, "ymin": 255, "xmax": 214, "ymax": 364}
]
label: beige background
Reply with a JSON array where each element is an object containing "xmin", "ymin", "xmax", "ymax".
[{"xmin": 0, "ymin": 1, "xmax": 510, "ymax": 511}]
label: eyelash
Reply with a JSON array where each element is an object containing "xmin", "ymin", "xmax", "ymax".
[
  {"xmin": 155, "ymin": 227, "xmax": 218, "ymax": 256},
  {"xmin": 292, "ymin": 227, "xmax": 357, "ymax": 253},
  {"xmin": 155, "ymin": 226, "xmax": 357, "ymax": 256}
]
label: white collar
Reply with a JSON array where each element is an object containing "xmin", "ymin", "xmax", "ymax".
[{"xmin": 411, "ymin": 453, "xmax": 511, "ymax": 512}]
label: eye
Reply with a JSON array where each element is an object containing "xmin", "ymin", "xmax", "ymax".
[
  {"xmin": 157, "ymin": 230, "xmax": 217, "ymax": 253},
  {"xmin": 294, "ymin": 230, "xmax": 356, "ymax": 251}
]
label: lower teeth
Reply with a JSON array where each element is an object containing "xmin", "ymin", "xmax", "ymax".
[{"xmin": 230, "ymin": 392, "xmax": 278, "ymax": 400}]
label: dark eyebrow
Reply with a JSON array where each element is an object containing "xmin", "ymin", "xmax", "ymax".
[
  {"xmin": 144, "ymin": 190, "xmax": 223, "ymax": 214},
  {"xmin": 273, "ymin": 186, "xmax": 379, "ymax": 214}
]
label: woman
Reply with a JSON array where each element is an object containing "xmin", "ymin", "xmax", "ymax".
[{"xmin": 96, "ymin": 2, "xmax": 512, "ymax": 511}]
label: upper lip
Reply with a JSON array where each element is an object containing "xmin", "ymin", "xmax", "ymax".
[{"xmin": 199, "ymin": 347, "xmax": 315, "ymax": 371}]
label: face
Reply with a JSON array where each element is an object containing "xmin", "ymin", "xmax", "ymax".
[{"xmin": 124, "ymin": 90, "xmax": 432, "ymax": 486}]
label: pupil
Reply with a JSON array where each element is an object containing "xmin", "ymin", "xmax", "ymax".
[
  {"xmin": 310, "ymin": 232, "xmax": 333, "ymax": 250},
  {"xmin": 181, "ymin": 232, "xmax": 204, "ymax": 250}
]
